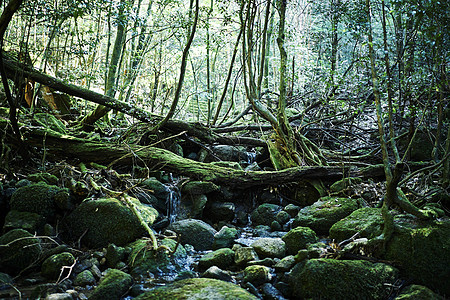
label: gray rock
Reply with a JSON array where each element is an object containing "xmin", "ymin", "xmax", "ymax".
[
  {"xmin": 235, "ymin": 247, "xmax": 259, "ymax": 266},
  {"xmin": 208, "ymin": 201, "xmax": 236, "ymax": 222},
  {"xmin": 0, "ymin": 229, "xmax": 42, "ymax": 275},
  {"xmin": 198, "ymin": 248, "xmax": 235, "ymax": 270},
  {"xmin": 74, "ymin": 270, "xmax": 96, "ymax": 286},
  {"xmin": 168, "ymin": 219, "xmax": 217, "ymax": 251},
  {"xmin": 64, "ymin": 197, "xmax": 158, "ymax": 248},
  {"xmin": 201, "ymin": 266, "xmax": 235, "ymax": 283},
  {"xmin": 251, "ymin": 203, "xmax": 282, "ymax": 226},
  {"xmin": 284, "ymin": 204, "xmax": 300, "ymax": 217},
  {"xmin": 88, "ymin": 269, "xmax": 133, "ymax": 300},
  {"xmin": 274, "ymin": 255, "xmax": 296, "ymax": 272},
  {"xmin": 251, "ymin": 238, "xmax": 286, "ymax": 258},
  {"xmin": 261, "ymin": 283, "xmax": 287, "ymax": 300},
  {"xmin": 45, "ymin": 293, "xmax": 73, "ymax": 300},
  {"xmin": 289, "ymin": 259, "xmax": 398, "ymax": 299}
]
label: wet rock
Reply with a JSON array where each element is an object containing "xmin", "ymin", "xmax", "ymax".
[
  {"xmin": 273, "ymin": 255, "xmax": 296, "ymax": 272},
  {"xmin": 105, "ymin": 244, "xmax": 126, "ymax": 268},
  {"xmin": 305, "ymin": 242, "xmax": 327, "ymax": 258},
  {"xmin": 179, "ymin": 194, "xmax": 208, "ymax": 219},
  {"xmin": 0, "ymin": 229, "xmax": 42, "ymax": 274},
  {"xmin": 128, "ymin": 238, "xmax": 186, "ymax": 277},
  {"xmin": 174, "ymin": 270, "xmax": 198, "ymax": 281},
  {"xmin": 198, "ymin": 248, "xmax": 235, "ymax": 270},
  {"xmin": 210, "ymin": 145, "xmax": 248, "ymax": 162},
  {"xmin": 181, "ymin": 181, "xmax": 219, "ymax": 195},
  {"xmin": 275, "ymin": 211, "xmax": 291, "ymax": 225},
  {"xmin": 293, "ymin": 197, "xmax": 359, "ymax": 235},
  {"xmin": 251, "ymin": 204, "xmax": 282, "ymax": 226},
  {"xmin": 235, "ymin": 247, "xmax": 259, "ymax": 266},
  {"xmin": 0, "ymin": 272, "xmax": 13, "ymax": 290},
  {"xmin": 64, "ymin": 197, "xmax": 158, "ymax": 248},
  {"xmin": 213, "ymin": 226, "xmax": 239, "ymax": 249},
  {"xmin": 270, "ymin": 220, "xmax": 282, "ymax": 231},
  {"xmin": 395, "ymin": 284, "xmax": 443, "ymax": 300},
  {"xmin": 88, "ymin": 269, "xmax": 133, "ymax": 300},
  {"xmin": 135, "ymin": 278, "xmax": 257, "ymax": 299},
  {"xmin": 140, "ymin": 178, "xmax": 169, "ymax": 199},
  {"xmin": 291, "ymin": 180, "xmax": 324, "ymax": 206},
  {"xmin": 31, "ymin": 283, "xmax": 64, "ymax": 299},
  {"xmin": 329, "ymin": 207, "xmax": 383, "ymax": 241},
  {"xmin": 290, "ymin": 259, "xmax": 398, "ymax": 299},
  {"xmin": 251, "ymin": 238, "xmax": 286, "ymax": 258},
  {"xmin": 243, "ymin": 265, "xmax": 272, "ymax": 286},
  {"xmin": 384, "ymin": 220, "xmax": 450, "ymax": 295},
  {"xmin": 73, "ymin": 270, "xmax": 96, "ymax": 286},
  {"xmin": 3, "ymin": 210, "xmax": 46, "ymax": 233},
  {"xmin": 45, "ymin": 293, "xmax": 73, "ymax": 300},
  {"xmin": 201, "ymin": 266, "xmax": 235, "ymax": 283},
  {"xmin": 27, "ymin": 172, "xmax": 59, "ymax": 185},
  {"xmin": 247, "ymin": 258, "xmax": 276, "ymax": 267},
  {"xmin": 261, "ymin": 283, "xmax": 287, "ymax": 300},
  {"xmin": 9, "ymin": 183, "xmax": 68, "ymax": 220},
  {"xmin": 207, "ymin": 201, "xmax": 236, "ymax": 222},
  {"xmin": 41, "ymin": 252, "xmax": 75, "ymax": 279},
  {"xmin": 330, "ymin": 177, "xmax": 363, "ymax": 193},
  {"xmin": 282, "ymin": 226, "xmax": 318, "ymax": 255},
  {"xmin": 168, "ymin": 218, "xmax": 217, "ymax": 251}
]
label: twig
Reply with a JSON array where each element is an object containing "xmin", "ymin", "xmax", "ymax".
[{"xmin": 56, "ymin": 259, "xmax": 77, "ymax": 284}]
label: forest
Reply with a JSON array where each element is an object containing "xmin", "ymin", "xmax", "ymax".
[{"xmin": 0, "ymin": 0, "xmax": 448, "ymax": 299}]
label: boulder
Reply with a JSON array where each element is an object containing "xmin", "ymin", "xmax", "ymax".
[
  {"xmin": 0, "ymin": 229, "xmax": 42, "ymax": 274},
  {"xmin": 251, "ymin": 203, "xmax": 282, "ymax": 226},
  {"xmin": 234, "ymin": 247, "xmax": 259, "ymax": 266},
  {"xmin": 181, "ymin": 181, "xmax": 219, "ymax": 195},
  {"xmin": 88, "ymin": 269, "xmax": 133, "ymax": 300},
  {"xmin": 207, "ymin": 201, "xmax": 236, "ymax": 222},
  {"xmin": 330, "ymin": 177, "xmax": 362, "ymax": 193},
  {"xmin": 201, "ymin": 266, "xmax": 235, "ymax": 283},
  {"xmin": 179, "ymin": 194, "xmax": 208, "ymax": 219},
  {"xmin": 41, "ymin": 252, "xmax": 75, "ymax": 279},
  {"xmin": 329, "ymin": 207, "xmax": 383, "ymax": 241},
  {"xmin": 213, "ymin": 226, "xmax": 239, "ymax": 249},
  {"xmin": 140, "ymin": 178, "xmax": 170, "ymax": 199},
  {"xmin": 64, "ymin": 197, "xmax": 158, "ymax": 248},
  {"xmin": 198, "ymin": 248, "xmax": 235, "ymax": 270},
  {"xmin": 3, "ymin": 210, "xmax": 46, "ymax": 233},
  {"xmin": 168, "ymin": 219, "xmax": 217, "ymax": 251},
  {"xmin": 251, "ymin": 238, "xmax": 286, "ymax": 258},
  {"xmin": 134, "ymin": 278, "xmax": 257, "ymax": 299},
  {"xmin": 290, "ymin": 259, "xmax": 398, "ymax": 299},
  {"xmin": 73, "ymin": 270, "xmax": 96, "ymax": 286},
  {"xmin": 9, "ymin": 183, "xmax": 68, "ymax": 220},
  {"xmin": 27, "ymin": 172, "xmax": 59, "ymax": 185},
  {"xmin": 293, "ymin": 197, "xmax": 359, "ymax": 235},
  {"xmin": 282, "ymin": 226, "xmax": 318, "ymax": 255},
  {"xmin": 128, "ymin": 238, "xmax": 187, "ymax": 277},
  {"xmin": 395, "ymin": 284, "xmax": 442, "ymax": 300},
  {"xmin": 384, "ymin": 220, "xmax": 450, "ymax": 295}
]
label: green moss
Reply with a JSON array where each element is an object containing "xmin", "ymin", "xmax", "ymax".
[
  {"xmin": 198, "ymin": 248, "xmax": 234, "ymax": 270},
  {"xmin": 329, "ymin": 207, "xmax": 383, "ymax": 241},
  {"xmin": 282, "ymin": 226, "xmax": 318, "ymax": 255},
  {"xmin": 27, "ymin": 173, "xmax": 58, "ymax": 185},
  {"xmin": 330, "ymin": 177, "xmax": 362, "ymax": 193},
  {"xmin": 290, "ymin": 258, "xmax": 398, "ymax": 299},
  {"xmin": 3, "ymin": 210, "xmax": 46, "ymax": 233},
  {"xmin": 89, "ymin": 269, "xmax": 133, "ymax": 300},
  {"xmin": 243, "ymin": 265, "xmax": 271, "ymax": 286},
  {"xmin": 395, "ymin": 285, "xmax": 442, "ymax": 300},
  {"xmin": 135, "ymin": 278, "xmax": 257, "ymax": 300},
  {"xmin": 41, "ymin": 252, "xmax": 75, "ymax": 279}
]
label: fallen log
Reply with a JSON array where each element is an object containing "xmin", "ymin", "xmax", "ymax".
[{"xmin": 2, "ymin": 57, "xmax": 266, "ymax": 147}]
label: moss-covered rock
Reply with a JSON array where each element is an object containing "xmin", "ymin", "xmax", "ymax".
[
  {"xmin": 384, "ymin": 220, "xmax": 450, "ymax": 295},
  {"xmin": 128, "ymin": 238, "xmax": 187, "ymax": 277},
  {"xmin": 74, "ymin": 270, "xmax": 96, "ymax": 286},
  {"xmin": 3, "ymin": 210, "xmax": 46, "ymax": 233},
  {"xmin": 168, "ymin": 219, "xmax": 217, "ymax": 251},
  {"xmin": 105, "ymin": 244, "xmax": 126, "ymax": 268},
  {"xmin": 251, "ymin": 237, "xmax": 286, "ymax": 258},
  {"xmin": 0, "ymin": 272, "xmax": 13, "ymax": 290},
  {"xmin": 234, "ymin": 247, "xmax": 259, "ymax": 266},
  {"xmin": 290, "ymin": 259, "xmax": 398, "ymax": 299},
  {"xmin": 251, "ymin": 203, "xmax": 282, "ymax": 226},
  {"xmin": 135, "ymin": 278, "xmax": 257, "ymax": 300},
  {"xmin": 64, "ymin": 197, "xmax": 158, "ymax": 248},
  {"xmin": 0, "ymin": 229, "xmax": 42, "ymax": 274},
  {"xmin": 330, "ymin": 177, "xmax": 363, "ymax": 193},
  {"xmin": 395, "ymin": 284, "xmax": 443, "ymax": 300},
  {"xmin": 140, "ymin": 178, "xmax": 169, "ymax": 199},
  {"xmin": 198, "ymin": 248, "xmax": 235, "ymax": 270},
  {"xmin": 213, "ymin": 226, "xmax": 239, "ymax": 249},
  {"xmin": 41, "ymin": 252, "xmax": 75, "ymax": 279},
  {"xmin": 293, "ymin": 197, "xmax": 359, "ymax": 235},
  {"xmin": 329, "ymin": 207, "xmax": 384, "ymax": 241},
  {"xmin": 243, "ymin": 265, "xmax": 272, "ymax": 286},
  {"xmin": 292, "ymin": 180, "xmax": 325, "ymax": 206},
  {"xmin": 9, "ymin": 183, "xmax": 67, "ymax": 220},
  {"xmin": 88, "ymin": 269, "xmax": 133, "ymax": 300},
  {"xmin": 282, "ymin": 226, "xmax": 318, "ymax": 255},
  {"xmin": 27, "ymin": 172, "xmax": 59, "ymax": 185},
  {"xmin": 181, "ymin": 181, "xmax": 219, "ymax": 195}
]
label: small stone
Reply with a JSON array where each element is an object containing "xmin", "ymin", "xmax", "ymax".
[
  {"xmin": 105, "ymin": 244, "xmax": 126, "ymax": 268},
  {"xmin": 247, "ymin": 258, "xmax": 276, "ymax": 267},
  {"xmin": 235, "ymin": 247, "xmax": 259, "ymax": 266},
  {"xmin": 41, "ymin": 252, "xmax": 75, "ymax": 279},
  {"xmin": 198, "ymin": 248, "xmax": 235, "ymax": 270},
  {"xmin": 213, "ymin": 226, "xmax": 239, "ymax": 249},
  {"xmin": 282, "ymin": 226, "xmax": 318, "ymax": 255},
  {"xmin": 270, "ymin": 221, "xmax": 282, "ymax": 231},
  {"xmin": 201, "ymin": 266, "xmax": 235, "ymax": 283},
  {"xmin": 73, "ymin": 270, "xmax": 96, "ymax": 286},
  {"xmin": 276, "ymin": 211, "xmax": 291, "ymax": 225},
  {"xmin": 251, "ymin": 238, "xmax": 286, "ymax": 258},
  {"xmin": 274, "ymin": 255, "xmax": 296, "ymax": 272},
  {"xmin": 44, "ymin": 293, "xmax": 73, "ymax": 300},
  {"xmin": 88, "ymin": 269, "xmax": 133, "ymax": 300}
]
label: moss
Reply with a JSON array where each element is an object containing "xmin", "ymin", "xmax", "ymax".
[
  {"xmin": 282, "ymin": 226, "xmax": 318, "ymax": 255},
  {"xmin": 329, "ymin": 207, "xmax": 383, "ymax": 241},
  {"xmin": 41, "ymin": 252, "xmax": 75, "ymax": 279},
  {"xmin": 89, "ymin": 269, "xmax": 133, "ymax": 300},
  {"xmin": 250, "ymin": 203, "xmax": 282, "ymax": 226},
  {"xmin": 290, "ymin": 258, "xmax": 398, "ymax": 299},
  {"xmin": 27, "ymin": 173, "xmax": 59, "ymax": 185},
  {"xmin": 128, "ymin": 238, "xmax": 187, "ymax": 277},
  {"xmin": 0, "ymin": 229, "xmax": 42, "ymax": 274},
  {"xmin": 330, "ymin": 177, "xmax": 363, "ymax": 193},
  {"xmin": 198, "ymin": 248, "xmax": 235, "ymax": 270},
  {"xmin": 243, "ymin": 265, "xmax": 271, "ymax": 286},
  {"xmin": 395, "ymin": 285, "xmax": 442, "ymax": 300},
  {"xmin": 384, "ymin": 221, "xmax": 450, "ymax": 295},
  {"xmin": 181, "ymin": 181, "xmax": 219, "ymax": 195},
  {"xmin": 135, "ymin": 278, "xmax": 257, "ymax": 300},
  {"xmin": 293, "ymin": 197, "xmax": 359, "ymax": 235},
  {"xmin": 3, "ymin": 210, "xmax": 46, "ymax": 233}
]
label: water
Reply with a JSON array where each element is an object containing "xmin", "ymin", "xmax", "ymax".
[
  {"xmin": 246, "ymin": 150, "xmax": 257, "ymax": 164},
  {"xmin": 166, "ymin": 185, "xmax": 180, "ymax": 224}
]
